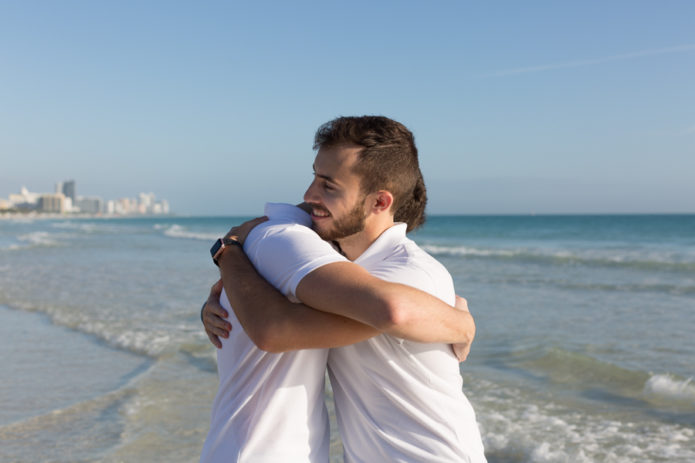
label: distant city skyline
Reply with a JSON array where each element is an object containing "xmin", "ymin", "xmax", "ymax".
[
  {"xmin": 1, "ymin": 180, "xmax": 170, "ymax": 216},
  {"xmin": 1, "ymin": 2, "xmax": 693, "ymax": 215}
]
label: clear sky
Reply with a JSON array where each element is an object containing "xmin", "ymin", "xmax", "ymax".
[{"xmin": 2, "ymin": 1, "xmax": 694, "ymax": 215}]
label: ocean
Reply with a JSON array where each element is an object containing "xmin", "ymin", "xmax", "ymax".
[{"xmin": 1, "ymin": 213, "xmax": 693, "ymax": 462}]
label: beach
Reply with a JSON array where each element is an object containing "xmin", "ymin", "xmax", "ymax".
[{"xmin": 1, "ymin": 213, "xmax": 694, "ymax": 462}]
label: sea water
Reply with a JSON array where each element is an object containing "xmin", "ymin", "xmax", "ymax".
[{"xmin": 1, "ymin": 213, "xmax": 693, "ymax": 462}]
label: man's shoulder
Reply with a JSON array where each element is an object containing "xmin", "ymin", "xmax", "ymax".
[
  {"xmin": 377, "ymin": 238, "xmax": 455, "ymax": 302},
  {"xmin": 390, "ymin": 237, "xmax": 451, "ymax": 274},
  {"xmin": 248, "ymin": 220, "xmax": 318, "ymax": 246},
  {"xmin": 244, "ymin": 215, "xmax": 346, "ymax": 298},
  {"xmin": 247, "ymin": 220, "xmax": 342, "ymax": 265}
]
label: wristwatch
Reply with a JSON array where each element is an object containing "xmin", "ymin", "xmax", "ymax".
[{"xmin": 210, "ymin": 237, "xmax": 243, "ymax": 266}]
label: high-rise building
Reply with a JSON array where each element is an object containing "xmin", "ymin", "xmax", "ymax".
[
  {"xmin": 62, "ymin": 180, "xmax": 76, "ymax": 202},
  {"xmin": 38, "ymin": 193, "xmax": 66, "ymax": 213},
  {"xmin": 76, "ymin": 197, "xmax": 103, "ymax": 214},
  {"xmin": 9, "ymin": 186, "xmax": 40, "ymax": 211}
]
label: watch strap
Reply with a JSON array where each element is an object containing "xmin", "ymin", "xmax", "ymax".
[{"xmin": 212, "ymin": 237, "xmax": 243, "ymax": 266}]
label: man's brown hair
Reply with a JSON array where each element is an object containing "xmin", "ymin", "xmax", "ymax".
[{"xmin": 313, "ymin": 115, "xmax": 427, "ymax": 232}]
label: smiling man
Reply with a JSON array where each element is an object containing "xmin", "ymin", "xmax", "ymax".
[{"xmin": 200, "ymin": 116, "xmax": 486, "ymax": 463}]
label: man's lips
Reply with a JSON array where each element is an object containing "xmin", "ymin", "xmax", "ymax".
[{"xmin": 310, "ymin": 207, "xmax": 330, "ymax": 218}]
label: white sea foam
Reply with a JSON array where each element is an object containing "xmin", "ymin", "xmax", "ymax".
[
  {"xmin": 17, "ymin": 231, "xmax": 60, "ymax": 247},
  {"xmin": 18, "ymin": 303, "xmax": 177, "ymax": 358},
  {"xmin": 51, "ymin": 221, "xmax": 116, "ymax": 234},
  {"xmin": 419, "ymin": 243, "xmax": 695, "ymax": 271},
  {"xmin": 1, "ymin": 243, "xmax": 23, "ymax": 251},
  {"xmin": 644, "ymin": 374, "xmax": 695, "ymax": 405},
  {"xmin": 6, "ymin": 217, "xmax": 35, "ymax": 224},
  {"xmin": 52, "ymin": 221, "xmax": 84, "ymax": 230},
  {"xmin": 112, "ymin": 330, "xmax": 174, "ymax": 357},
  {"xmin": 160, "ymin": 224, "xmax": 217, "ymax": 241},
  {"xmin": 420, "ymin": 244, "xmax": 518, "ymax": 257},
  {"xmin": 470, "ymin": 376, "xmax": 695, "ymax": 462}
]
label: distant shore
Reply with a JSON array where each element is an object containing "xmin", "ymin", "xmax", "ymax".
[{"xmin": 0, "ymin": 211, "xmax": 175, "ymax": 220}]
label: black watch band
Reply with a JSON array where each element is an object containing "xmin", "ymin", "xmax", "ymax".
[{"xmin": 210, "ymin": 237, "xmax": 243, "ymax": 266}]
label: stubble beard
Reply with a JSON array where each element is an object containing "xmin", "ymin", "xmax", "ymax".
[{"xmin": 313, "ymin": 196, "xmax": 367, "ymax": 242}]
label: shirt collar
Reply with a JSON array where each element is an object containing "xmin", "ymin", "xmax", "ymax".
[
  {"xmin": 354, "ymin": 223, "xmax": 408, "ymax": 265},
  {"xmin": 263, "ymin": 203, "xmax": 312, "ymax": 226}
]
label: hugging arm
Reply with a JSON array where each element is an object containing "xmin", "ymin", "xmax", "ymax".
[
  {"xmin": 294, "ymin": 262, "xmax": 475, "ymax": 345},
  {"xmin": 217, "ymin": 245, "xmax": 378, "ymax": 352},
  {"xmin": 214, "ymin": 246, "xmax": 474, "ymax": 354}
]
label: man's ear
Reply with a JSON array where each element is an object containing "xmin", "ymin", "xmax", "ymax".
[{"xmin": 372, "ymin": 190, "xmax": 394, "ymax": 213}]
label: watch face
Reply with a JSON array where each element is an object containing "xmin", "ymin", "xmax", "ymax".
[{"xmin": 210, "ymin": 238, "xmax": 223, "ymax": 259}]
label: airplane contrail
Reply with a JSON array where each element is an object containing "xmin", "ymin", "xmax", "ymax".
[{"xmin": 483, "ymin": 43, "xmax": 695, "ymax": 77}]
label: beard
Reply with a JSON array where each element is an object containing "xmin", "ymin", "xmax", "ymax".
[{"xmin": 313, "ymin": 196, "xmax": 367, "ymax": 242}]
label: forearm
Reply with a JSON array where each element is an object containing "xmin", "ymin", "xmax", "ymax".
[
  {"xmin": 383, "ymin": 284, "xmax": 476, "ymax": 344},
  {"xmin": 296, "ymin": 262, "xmax": 475, "ymax": 344},
  {"xmin": 218, "ymin": 247, "xmax": 378, "ymax": 352}
]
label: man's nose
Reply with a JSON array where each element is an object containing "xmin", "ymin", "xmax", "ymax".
[{"xmin": 303, "ymin": 180, "xmax": 319, "ymax": 203}]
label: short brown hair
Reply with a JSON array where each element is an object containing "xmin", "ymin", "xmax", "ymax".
[{"xmin": 313, "ymin": 116, "xmax": 427, "ymax": 231}]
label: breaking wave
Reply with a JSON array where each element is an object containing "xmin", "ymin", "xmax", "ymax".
[
  {"xmin": 420, "ymin": 243, "xmax": 695, "ymax": 273},
  {"xmin": 158, "ymin": 224, "xmax": 218, "ymax": 241}
]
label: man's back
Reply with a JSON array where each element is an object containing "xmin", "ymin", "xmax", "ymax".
[
  {"xmin": 200, "ymin": 203, "xmax": 346, "ymax": 463},
  {"xmin": 328, "ymin": 223, "xmax": 487, "ymax": 463}
]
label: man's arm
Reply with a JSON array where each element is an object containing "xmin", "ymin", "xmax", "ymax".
[
  {"xmin": 203, "ymin": 280, "xmax": 474, "ymax": 360},
  {"xmin": 293, "ymin": 261, "xmax": 475, "ymax": 343},
  {"xmin": 217, "ymin": 244, "xmax": 475, "ymax": 351},
  {"xmin": 217, "ymin": 247, "xmax": 379, "ymax": 352}
]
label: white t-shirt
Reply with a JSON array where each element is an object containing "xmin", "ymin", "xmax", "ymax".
[
  {"xmin": 200, "ymin": 203, "xmax": 347, "ymax": 463},
  {"xmin": 328, "ymin": 223, "xmax": 487, "ymax": 463}
]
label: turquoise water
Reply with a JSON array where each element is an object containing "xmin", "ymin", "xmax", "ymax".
[{"xmin": 1, "ymin": 214, "xmax": 694, "ymax": 462}]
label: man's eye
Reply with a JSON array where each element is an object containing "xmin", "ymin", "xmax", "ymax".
[{"xmin": 323, "ymin": 183, "xmax": 334, "ymax": 191}]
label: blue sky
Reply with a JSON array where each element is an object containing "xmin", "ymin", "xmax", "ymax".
[{"xmin": 2, "ymin": 1, "xmax": 693, "ymax": 215}]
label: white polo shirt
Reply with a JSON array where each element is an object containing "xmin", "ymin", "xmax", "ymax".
[
  {"xmin": 200, "ymin": 203, "xmax": 347, "ymax": 463},
  {"xmin": 328, "ymin": 223, "xmax": 487, "ymax": 463}
]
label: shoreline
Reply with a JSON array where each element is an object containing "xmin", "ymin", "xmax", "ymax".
[
  {"xmin": 0, "ymin": 211, "xmax": 176, "ymax": 220},
  {"xmin": 0, "ymin": 304, "xmax": 150, "ymax": 427}
]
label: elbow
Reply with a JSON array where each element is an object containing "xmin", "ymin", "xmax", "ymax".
[
  {"xmin": 375, "ymin": 294, "xmax": 413, "ymax": 332},
  {"xmin": 251, "ymin": 327, "xmax": 289, "ymax": 353},
  {"xmin": 253, "ymin": 334, "xmax": 274, "ymax": 353},
  {"xmin": 247, "ymin": 326, "xmax": 278, "ymax": 353}
]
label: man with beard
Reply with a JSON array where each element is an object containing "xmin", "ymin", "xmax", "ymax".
[{"xmin": 200, "ymin": 116, "xmax": 486, "ymax": 463}]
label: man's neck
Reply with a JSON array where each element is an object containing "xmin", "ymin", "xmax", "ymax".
[{"xmin": 337, "ymin": 217, "xmax": 394, "ymax": 261}]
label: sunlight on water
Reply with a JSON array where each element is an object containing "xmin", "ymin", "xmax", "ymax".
[{"xmin": 1, "ymin": 214, "xmax": 694, "ymax": 462}]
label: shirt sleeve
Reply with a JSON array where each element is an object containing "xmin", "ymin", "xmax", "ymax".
[{"xmin": 245, "ymin": 223, "xmax": 348, "ymax": 301}]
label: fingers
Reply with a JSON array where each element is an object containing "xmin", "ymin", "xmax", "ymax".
[
  {"xmin": 454, "ymin": 295, "xmax": 469, "ymax": 312},
  {"xmin": 204, "ymin": 302, "xmax": 231, "ymax": 332},
  {"xmin": 205, "ymin": 321, "xmax": 230, "ymax": 342},
  {"xmin": 207, "ymin": 284, "xmax": 228, "ymax": 318},
  {"xmin": 211, "ymin": 279, "xmax": 223, "ymax": 296},
  {"xmin": 225, "ymin": 216, "xmax": 269, "ymax": 244},
  {"xmin": 205, "ymin": 297, "xmax": 229, "ymax": 321},
  {"xmin": 203, "ymin": 306, "xmax": 231, "ymax": 346},
  {"xmin": 452, "ymin": 294, "xmax": 473, "ymax": 362},
  {"xmin": 205, "ymin": 314, "xmax": 231, "ymax": 337},
  {"xmin": 202, "ymin": 282, "xmax": 232, "ymax": 347},
  {"xmin": 451, "ymin": 342, "xmax": 471, "ymax": 363},
  {"xmin": 202, "ymin": 285, "xmax": 232, "ymax": 345},
  {"xmin": 207, "ymin": 331, "xmax": 222, "ymax": 349}
]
